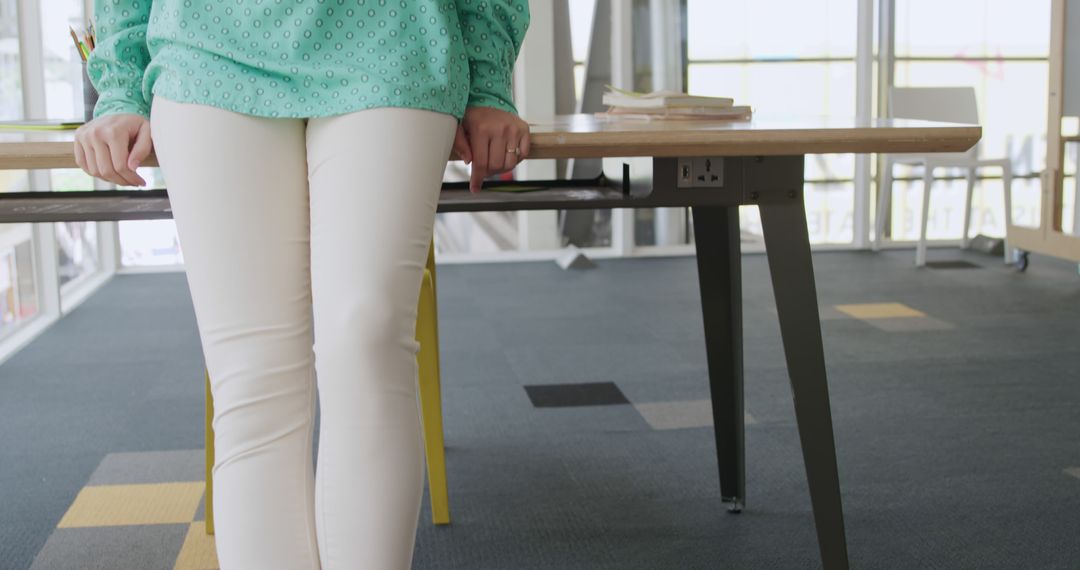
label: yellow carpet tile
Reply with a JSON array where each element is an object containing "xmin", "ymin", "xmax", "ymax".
[
  {"xmin": 834, "ymin": 302, "xmax": 926, "ymax": 320},
  {"xmin": 57, "ymin": 482, "xmax": 205, "ymax": 528}
]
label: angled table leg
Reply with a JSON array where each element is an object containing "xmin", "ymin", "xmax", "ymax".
[
  {"xmin": 691, "ymin": 205, "xmax": 745, "ymax": 513},
  {"xmin": 756, "ymin": 156, "xmax": 850, "ymax": 569}
]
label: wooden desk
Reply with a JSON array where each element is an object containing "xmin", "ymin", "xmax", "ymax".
[{"xmin": 0, "ymin": 114, "xmax": 980, "ymax": 569}]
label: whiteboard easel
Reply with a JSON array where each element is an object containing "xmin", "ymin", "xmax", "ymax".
[{"xmin": 1006, "ymin": 0, "xmax": 1080, "ymax": 264}]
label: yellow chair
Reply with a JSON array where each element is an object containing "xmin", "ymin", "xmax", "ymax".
[{"xmin": 204, "ymin": 237, "xmax": 450, "ymax": 535}]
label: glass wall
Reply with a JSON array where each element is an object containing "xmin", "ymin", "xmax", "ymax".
[
  {"xmin": 0, "ymin": 0, "xmax": 40, "ymax": 338},
  {"xmin": 687, "ymin": 0, "xmax": 859, "ymax": 246},
  {"xmin": 889, "ymin": 0, "xmax": 1049, "ymax": 241},
  {"xmin": 0, "ymin": 0, "xmax": 21, "ymax": 120},
  {"xmin": 0, "ymin": 226, "xmax": 37, "ymax": 340},
  {"xmin": 40, "ymin": 0, "xmax": 102, "ymax": 286}
]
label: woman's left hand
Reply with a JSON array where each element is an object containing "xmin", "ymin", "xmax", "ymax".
[{"xmin": 456, "ymin": 106, "xmax": 531, "ymax": 193}]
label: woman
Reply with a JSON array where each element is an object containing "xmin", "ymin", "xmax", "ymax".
[{"xmin": 73, "ymin": 1, "xmax": 530, "ymax": 568}]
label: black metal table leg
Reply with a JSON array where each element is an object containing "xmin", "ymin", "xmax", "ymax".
[
  {"xmin": 756, "ymin": 158, "xmax": 850, "ymax": 569},
  {"xmin": 691, "ymin": 205, "xmax": 745, "ymax": 513}
]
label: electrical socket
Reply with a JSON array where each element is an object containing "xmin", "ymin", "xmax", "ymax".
[
  {"xmin": 676, "ymin": 157, "xmax": 724, "ymax": 188},
  {"xmin": 677, "ymin": 158, "xmax": 693, "ymax": 187},
  {"xmin": 692, "ymin": 157, "xmax": 723, "ymax": 187}
]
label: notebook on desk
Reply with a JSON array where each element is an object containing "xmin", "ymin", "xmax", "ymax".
[{"xmin": 0, "ymin": 119, "xmax": 85, "ymax": 130}]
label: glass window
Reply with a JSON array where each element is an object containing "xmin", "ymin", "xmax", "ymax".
[
  {"xmin": 41, "ymin": 0, "xmax": 88, "ymax": 119},
  {"xmin": 895, "ymin": 0, "xmax": 1050, "ymax": 58},
  {"xmin": 889, "ymin": 0, "xmax": 1049, "ymax": 243},
  {"xmin": 885, "ymin": 176, "xmax": 1042, "ymax": 241},
  {"xmin": 687, "ymin": 0, "xmax": 858, "ymax": 246},
  {"xmin": 119, "ymin": 220, "xmax": 184, "ymax": 267},
  {"xmin": 14, "ymin": 239, "xmax": 37, "ymax": 322},
  {"xmin": 56, "ymin": 221, "xmax": 97, "ymax": 287},
  {"xmin": 38, "ymin": 1, "xmax": 105, "ymax": 284},
  {"xmin": 117, "ymin": 167, "xmax": 178, "ymax": 267},
  {"xmin": 689, "ymin": 0, "xmax": 856, "ymax": 60},
  {"xmin": 0, "ymin": 0, "xmax": 22, "ymax": 120},
  {"xmin": 893, "ymin": 61, "xmax": 1048, "ymax": 172},
  {"xmin": 688, "ymin": 62, "xmax": 857, "ymax": 123},
  {"xmin": 0, "ymin": 249, "xmax": 16, "ymax": 332},
  {"xmin": 570, "ymin": 0, "xmax": 596, "ymax": 103},
  {"xmin": 0, "ymin": 0, "xmax": 39, "ymax": 337},
  {"xmin": 0, "ymin": 227, "xmax": 38, "ymax": 339}
]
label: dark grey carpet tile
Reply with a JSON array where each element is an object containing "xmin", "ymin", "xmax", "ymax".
[
  {"xmin": 523, "ymin": 381, "xmax": 630, "ymax": 408},
  {"xmin": 925, "ymin": 259, "xmax": 984, "ymax": 269},
  {"xmin": 441, "ymin": 383, "xmax": 650, "ymax": 440}
]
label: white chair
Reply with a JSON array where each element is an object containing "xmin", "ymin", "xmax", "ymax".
[{"xmin": 873, "ymin": 86, "xmax": 1014, "ymax": 266}]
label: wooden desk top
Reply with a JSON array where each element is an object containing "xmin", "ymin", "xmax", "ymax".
[{"xmin": 0, "ymin": 113, "xmax": 980, "ymax": 171}]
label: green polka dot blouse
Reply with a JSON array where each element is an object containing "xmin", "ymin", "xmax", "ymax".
[{"xmin": 86, "ymin": 0, "xmax": 530, "ymax": 121}]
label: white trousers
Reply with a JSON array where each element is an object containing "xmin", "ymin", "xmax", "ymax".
[{"xmin": 150, "ymin": 95, "xmax": 458, "ymax": 569}]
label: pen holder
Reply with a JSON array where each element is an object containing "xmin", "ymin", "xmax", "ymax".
[{"xmin": 81, "ymin": 59, "xmax": 98, "ymax": 123}]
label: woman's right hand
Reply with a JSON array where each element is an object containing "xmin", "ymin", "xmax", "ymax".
[{"xmin": 74, "ymin": 113, "xmax": 153, "ymax": 187}]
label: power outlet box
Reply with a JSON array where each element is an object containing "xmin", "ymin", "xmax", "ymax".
[{"xmin": 676, "ymin": 157, "xmax": 724, "ymax": 188}]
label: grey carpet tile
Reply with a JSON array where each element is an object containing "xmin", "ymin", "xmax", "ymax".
[
  {"xmin": 86, "ymin": 450, "xmax": 205, "ymax": 486},
  {"xmin": 858, "ymin": 314, "xmax": 956, "ymax": 332},
  {"xmin": 28, "ymin": 524, "xmax": 190, "ymax": 570},
  {"xmin": 503, "ymin": 341, "xmax": 707, "ymax": 385},
  {"xmin": 633, "ymin": 398, "xmax": 757, "ymax": 430},
  {"xmin": 436, "ymin": 344, "xmax": 519, "ymax": 378}
]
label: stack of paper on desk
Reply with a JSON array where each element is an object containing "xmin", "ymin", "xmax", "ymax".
[{"xmin": 596, "ymin": 84, "xmax": 752, "ymax": 121}]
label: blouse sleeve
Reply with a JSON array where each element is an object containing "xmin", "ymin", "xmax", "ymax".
[
  {"xmin": 86, "ymin": 0, "xmax": 153, "ymax": 119},
  {"xmin": 454, "ymin": 0, "xmax": 531, "ymax": 116}
]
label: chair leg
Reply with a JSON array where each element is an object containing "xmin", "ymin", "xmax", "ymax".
[
  {"xmin": 417, "ymin": 270, "xmax": 450, "ymax": 525},
  {"xmin": 962, "ymin": 166, "xmax": 976, "ymax": 248},
  {"xmin": 418, "ymin": 243, "xmax": 450, "ymax": 525},
  {"xmin": 917, "ymin": 166, "xmax": 934, "ymax": 267},
  {"xmin": 426, "ymin": 234, "xmax": 438, "ymax": 294},
  {"xmin": 1002, "ymin": 161, "xmax": 1014, "ymax": 264},
  {"xmin": 205, "ymin": 369, "xmax": 215, "ymax": 535},
  {"xmin": 874, "ymin": 157, "xmax": 894, "ymax": 251}
]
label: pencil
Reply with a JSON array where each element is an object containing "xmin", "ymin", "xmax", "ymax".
[{"xmin": 69, "ymin": 25, "xmax": 87, "ymax": 60}]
